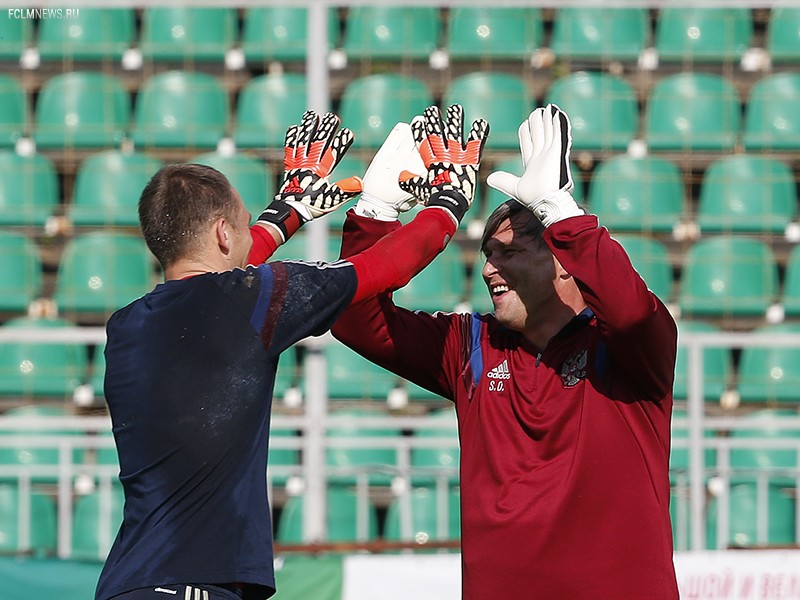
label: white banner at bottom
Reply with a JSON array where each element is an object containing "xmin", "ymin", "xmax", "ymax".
[
  {"xmin": 674, "ymin": 551, "xmax": 800, "ymax": 600},
  {"xmin": 342, "ymin": 551, "xmax": 800, "ymax": 600}
]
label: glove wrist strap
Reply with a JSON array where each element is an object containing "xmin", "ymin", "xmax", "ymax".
[
  {"xmin": 354, "ymin": 193, "xmax": 400, "ymax": 222},
  {"xmin": 257, "ymin": 200, "xmax": 304, "ymax": 243},
  {"xmin": 532, "ymin": 190, "xmax": 583, "ymax": 228},
  {"xmin": 427, "ymin": 189, "xmax": 470, "ymax": 225}
]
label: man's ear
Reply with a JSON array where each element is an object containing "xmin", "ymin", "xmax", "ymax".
[{"xmin": 215, "ymin": 217, "xmax": 231, "ymax": 256}]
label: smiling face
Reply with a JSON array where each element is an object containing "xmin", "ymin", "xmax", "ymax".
[{"xmin": 480, "ymin": 210, "xmax": 560, "ymax": 333}]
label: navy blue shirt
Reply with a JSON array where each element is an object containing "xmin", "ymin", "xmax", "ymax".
[{"xmin": 95, "ymin": 260, "xmax": 357, "ymax": 600}]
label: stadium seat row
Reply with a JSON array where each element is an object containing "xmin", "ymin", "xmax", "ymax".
[
  {"xmin": 2, "ymin": 7, "xmax": 799, "ymax": 64},
  {"xmin": 0, "ymin": 215, "xmax": 798, "ymax": 305},
  {"xmin": 3, "ymin": 70, "xmax": 799, "ymax": 153},
  {"xmin": 2, "ymin": 309, "xmax": 800, "ymax": 405},
  {"xmin": 2, "ymin": 403, "xmax": 794, "ymax": 554},
  {"xmin": 3, "ymin": 146, "xmax": 798, "ymax": 238},
  {"xmin": 3, "ymin": 224, "xmax": 800, "ymax": 316}
]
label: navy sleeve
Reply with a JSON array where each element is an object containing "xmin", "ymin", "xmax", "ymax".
[{"xmin": 250, "ymin": 260, "xmax": 358, "ymax": 356}]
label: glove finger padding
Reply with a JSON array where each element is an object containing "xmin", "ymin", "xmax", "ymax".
[
  {"xmin": 552, "ymin": 105, "xmax": 574, "ymax": 192},
  {"xmin": 399, "ymin": 104, "xmax": 489, "ymax": 224},
  {"xmin": 277, "ymin": 110, "xmax": 361, "ymax": 221},
  {"xmin": 358, "ymin": 121, "xmax": 425, "ymax": 219},
  {"xmin": 486, "ymin": 104, "xmax": 581, "ymax": 228}
]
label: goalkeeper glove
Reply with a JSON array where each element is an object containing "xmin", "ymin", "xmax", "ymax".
[
  {"xmin": 399, "ymin": 104, "xmax": 489, "ymax": 226},
  {"xmin": 354, "ymin": 121, "xmax": 426, "ymax": 221},
  {"xmin": 486, "ymin": 104, "xmax": 582, "ymax": 227},
  {"xmin": 258, "ymin": 110, "xmax": 362, "ymax": 241}
]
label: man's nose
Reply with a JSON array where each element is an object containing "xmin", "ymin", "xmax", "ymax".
[{"xmin": 481, "ymin": 258, "xmax": 498, "ymax": 279}]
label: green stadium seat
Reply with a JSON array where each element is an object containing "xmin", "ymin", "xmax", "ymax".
[
  {"xmin": 443, "ymin": 72, "xmax": 533, "ymax": 151},
  {"xmin": 0, "ymin": 231, "xmax": 42, "ymax": 313},
  {"xmin": 766, "ymin": 8, "xmax": 800, "ymax": 63},
  {"xmin": 277, "ymin": 486, "xmax": 379, "ymax": 543},
  {"xmin": 268, "ymin": 427, "xmax": 300, "ymax": 486},
  {"xmin": 54, "ymin": 232, "xmax": 155, "ymax": 315},
  {"xmin": 0, "ymin": 11, "xmax": 32, "ymax": 60},
  {"xmin": 612, "ymin": 235, "xmax": 673, "ymax": 303},
  {"xmin": 545, "ymin": 71, "xmax": 638, "ymax": 151},
  {"xmin": 0, "ymin": 483, "xmax": 57, "ymax": 555},
  {"xmin": 0, "ymin": 151, "xmax": 59, "ymax": 227},
  {"xmin": 383, "ymin": 486, "xmax": 460, "ymax": 546},
  {"xmin": 728, "ymin": 409, "xmax": 800, "ymax": 480},
  {"xmin": 233, "ymin": 73, "xmax": 308, "ymax": 150},
  {"xmin": 737, "ymin": 325, "xmax": 800, "ymax": 405},
  {"xmin": 34, "ymin": 72, "xmax": 130, "ymax": 149},
  {"xmin": 271, "ymin": 232, "xmax": 343, "ymax": 263},
  {"xmin": 191, "ymin": 152, "xmax": 275, "ymax": 220},
  {"xmin": 673, "ymin": 321, "xmax": 732, "ymax": 403},
  {"xmin": 549, "ymin": 8, "xmax": 650, "ymax": 61},
  {"xmin": 325, "ymin": 342, "xmax": 398, "ymax": 402},
  {"xmin": 645, "ymin": 72, "xmax": 741, "ymax": 152},
  {"xmin": 655, "ymin": 8, "xmax": 753, "ymax": 62},
  {"xmin": 446, "ymin": 7, "xmax": 543, "ymax": 60},
  {"xmin": 68, "ymin": 151, "xmax": 163, "ymax": 227},
  {"xmin": 0, "ymin": 318, "xmax": 88, "ymax": 398},
  {"xmin": 742, "ymin": 72, "xmax": 800, "ymax": 152},
  {"xmin": 782, "ymin": 246, "xmax": 800, "ymax": 318},
  {"xmin": 410, "ymin": 408, "xmax": 459, "ymax": 485},
  {"xmin": 132, "ymin": 71, "xmax": 228, "ymax": 149},
  {"xmin": 669, "ymin": 409, "xmax": 717, "ymax": 475},
  {"xmin": 241, "ymin": 7, "xmax": 339, "ymax": 63},
  {"xmin": 697, "ymin": 155, "xmax": 796, "ymax": 234},
  {"xmin": 588, "ymin": 155, "xmax": 685, "ymax": 234},
  {"xmin": 86, "ymin": 340, "xmax": 107, "ymax": 398},
  {"xmin": 0, "ymin": 405, "xmax": 82, "ymax": 484},
  {"xmin": 678, "ymin": 237, "xmax": 778, "ymax": 318},
  {"xmin": 273, "ymin": 343, "xmax": 299, "ymax": 401},
  {"xmin": 71, "ymin": 487, "xmax": 124, "ymax": 560},
  {"xmin": 326, "ymin": 408, "xmax": 402, "ymax": 486},
  {"xmin": 37, "ymin": 8, "xmax": 135, "ymax": 61},
  {"xmin": 339, "ymin": 74, "xmax": 434, "ymax": 149},
  {"xmin": 403, "ymin": 379, "xmax": 448, "ymax": 403},
  {"xmin": 89, "ymin": 429, "xmax": 119, "ymax": 471},
  {"xmin": 342, "ymin": 7, "xmax": 440, "ymax": 61},
  {"xmin": 0, "ymin": 75, "xmax": 27, "ymax": 148},
  {"xmin": 139, "ymin": 7, "xmax": 237, "ymax": 62},
  {"xmin": 706, "ymin": 481, "xmax": 795, "ymax": 548},
  {"xmin": 393, "ymin": 241, "xmax": 466, "ymax": 312}
]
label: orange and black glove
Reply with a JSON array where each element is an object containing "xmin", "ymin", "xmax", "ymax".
[
  {"xmin": 398, "ymin": 104, "xmax": 489, "ymax": 225},
  {"xmin": 258, "ymin": 110, "xmax": 362, "ymax": 241}
]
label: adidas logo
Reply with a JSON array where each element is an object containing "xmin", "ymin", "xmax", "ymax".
[{"xmin": 487, "ymin": 359, "xmax": 511, "ymax": 380}]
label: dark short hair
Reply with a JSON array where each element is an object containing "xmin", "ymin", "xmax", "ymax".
[
  {"xmin": 480, "ymin": 200, "xmax": 546, "ymax": 253},
  {"xmin": 138, "ymin": 163, "xmax": 238, "ymax": 268}
]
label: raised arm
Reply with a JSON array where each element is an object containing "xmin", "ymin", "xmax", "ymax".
[
  {"xmin": 247, "ymin": 110, "xmax": 363, "ymax": 265},
  {"xmin": 332, "ymin": 105, "xmax": 489, "ymax": 396},
  {"xmin": 488, "ymin": 105, "xmax": 676, "ymax": 398}
]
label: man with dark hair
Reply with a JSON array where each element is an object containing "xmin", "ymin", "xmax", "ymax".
[
  {"xmin": 332, "ymin": 105, "xmax": 680, "ymax": 599},
  {"xmin": 95, "ymin": 108, "xmax": 488, "ymax": 600}
]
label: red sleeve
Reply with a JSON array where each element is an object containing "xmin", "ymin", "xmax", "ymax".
[
  {"xmin": 544, "ymin": 215, "xmax": 677, "ymax": 399},
  {"xmin": 347, "ymin": 207, "xmax": 456, "ymax": 304},
  {"xmin": 247, "ymin": 225, "xmax": 280, "ymax": 265},
  {"xmin": 332, "ymin": 209, "xmax": 471, "ymax": 400},
  {"xmin": 246, "ymin": 210, "xmax": 303, "ymax": 265}
]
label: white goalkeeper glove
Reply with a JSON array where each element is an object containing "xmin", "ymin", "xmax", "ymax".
[
  {"xmin": 355, "ymin": 121, "xmax": 426, "ymax": 221},
  {"xmin": 486, "ymin": 104, "xmax": 583, "ymax": 227}
]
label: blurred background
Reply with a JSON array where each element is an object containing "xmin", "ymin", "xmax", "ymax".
[{"xmin": 1, "ymin": 2, "xmax": 800, "ymax": 597}]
